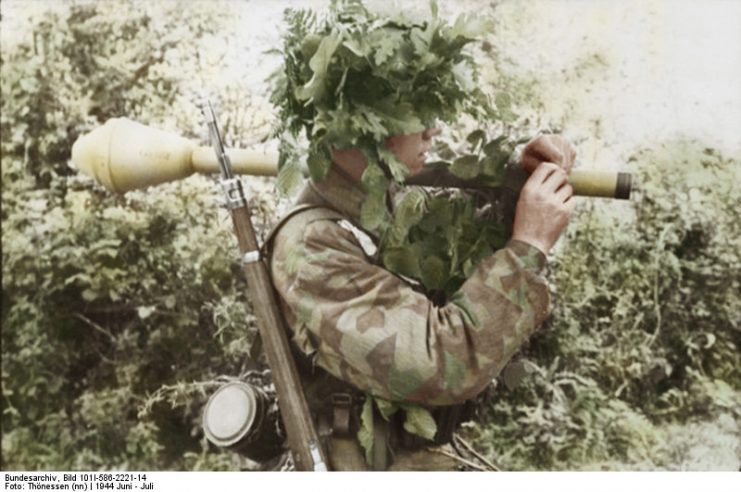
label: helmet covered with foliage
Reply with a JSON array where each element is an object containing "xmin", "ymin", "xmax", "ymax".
[{"xmin": 270, "ymin": 0, "xmax": 494, "ymax": 230}]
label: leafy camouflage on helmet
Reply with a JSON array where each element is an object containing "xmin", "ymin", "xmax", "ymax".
[
  {"xmin": 270, "ymin": 0, "xmax": 495, "ymax": 231},
  {"xmin": 270, "ymin": 173, "xmax": 550, "ymax": 408}
]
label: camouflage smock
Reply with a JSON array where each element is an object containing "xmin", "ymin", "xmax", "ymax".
[{"xmin": 270, "ymin": 168, "xmax": 550, "ymax": 407}]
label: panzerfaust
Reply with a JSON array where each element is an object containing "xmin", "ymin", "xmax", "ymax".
[{"xmin": 72, "ymin": 118, "xmax": 632, "ymax": 199}]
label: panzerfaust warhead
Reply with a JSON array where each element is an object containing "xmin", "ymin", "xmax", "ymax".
[
  {"xmin": 71, "ymin": 119, "xmax": 632, "ymax": 199},
  {"xmin": 71, "ymin": 118, "xmax": 277, "ymax": 193}
]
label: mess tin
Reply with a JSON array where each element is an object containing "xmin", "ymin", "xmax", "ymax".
[{"xmin": 202, "ymin": 381, "xmax": 284, "ymax": 461}]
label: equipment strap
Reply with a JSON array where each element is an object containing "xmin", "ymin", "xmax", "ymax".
[
  {"xmin": 261, "ymin": 203, "xmax": 326, "ymax": 259},
  {"xmin": 331, "ymin": 393, "xmax": 353, "ymax": 436}
]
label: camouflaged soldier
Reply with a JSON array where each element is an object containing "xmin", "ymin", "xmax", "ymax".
[
  {"xmin": 268, "ymin": 133, "xmax": 576, "ymax": 471},
  {"xmin": 267, "ymin": 2, "xmax": 576, "ymax": 471}
]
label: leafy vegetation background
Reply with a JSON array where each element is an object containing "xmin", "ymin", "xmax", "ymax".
[{"xmin": 2, "ymin": 0, "xmax": 739, "ymax": 470}]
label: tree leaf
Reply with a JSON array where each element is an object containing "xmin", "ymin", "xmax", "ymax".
[
  {"xmin": 360, "ymin": 190, "xmax": 388, "ymax": 232},
  {"xmin": 360, "ymin": 164, "xmax": 390, "ymax": 231},
  {"xmin": 295, "ymin": 33, "xmax": 342, "ymax": 101},
  {"xmin": 450, "ymin": 154, "xmax": 479, "ymax": 180},
  {"xmin": 383, "ymin": 245, "xmax": 422, "ymax": 279},
  {"xmin": 307, "ymin": 145, "xmax": 331, "ymax": 182},
  {"xmin": 276, "ymin": 158, "xmax": 304, "ymax": 194},
  {"xmin": 466, "ymin": 129, "xmax": 486, "ymax": 148},
  {"xmin": 400, "ymin": 404, "xmax": 437, "ymax": 441},
  {"xmin": 357, "ymin": 397, "xmax": 375, "ymax": 465},
  {"xmin": 420, "ymin": 255, "xmax": 447, "ymax": 290},
  {"xmin": 393, "ymin": 187, "xmax": 427, "ymax": 232},
  {"xmin": 378, "ymin": 146, "xmax": 410, "ymax": 183},
  {"xmin": 137, "ymin": 306, "xmax": 156, "ymax": 320},
  {"xmin": 374, "ymin": 397, "xmax": 399, "ymax": 420},
  {"xmin": 483, "ymin": 135, "xmax": 508, "ymax": 157}
]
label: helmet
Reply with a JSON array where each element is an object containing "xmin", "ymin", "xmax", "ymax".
[{"xmin": 270, "ymin": 0, "xmax": 494, "ymax": 229}]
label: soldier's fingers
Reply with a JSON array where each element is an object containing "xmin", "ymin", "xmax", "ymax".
[
  {"xmin": 542, "ymin": 167, "xmax": 569, "ymax": 192},
  {"xmin": 555, "ymin": 182, "xmax": 574, "ymax": 202},
  {"xmin": 521, "ymin": 154, "xmax": 542, "ymax": 174},
  {"xmin": 524, "ymin": 136, "xmax": 564, "ymax": 167},
  {"xmin": 529, "ymin": 161, "xmax": 561, "ymax": 184}
]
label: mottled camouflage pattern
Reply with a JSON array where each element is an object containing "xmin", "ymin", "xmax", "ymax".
[{"xmin": 270, "ymin": 168, "xmax": 550, "ymax": 406}]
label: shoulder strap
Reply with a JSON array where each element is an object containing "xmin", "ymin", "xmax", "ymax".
[{"xmin": 261, "ymin": 204, "xmax": 344, "ymax": 260}]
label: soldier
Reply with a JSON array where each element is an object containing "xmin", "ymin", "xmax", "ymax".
[
  {"xmin": 269, "ymin": 133, "xmax": 574, "ymax": 471},
  {"xmin": 267, "ymin": 2, "xmax": 576, "ymax": 471}
]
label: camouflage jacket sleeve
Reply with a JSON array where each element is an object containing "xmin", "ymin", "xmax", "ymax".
[{"xmin": 271, "ymin": 212, "xmax": 550, "ymax": 406}]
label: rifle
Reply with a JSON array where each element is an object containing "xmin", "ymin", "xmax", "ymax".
[
  {"xmin": 71, "ymin": 118, "xmax": 632, "ymax": 199},
  {"xmin": 195, "ymin": 101, "xmax": 328, "ymax": 471}
]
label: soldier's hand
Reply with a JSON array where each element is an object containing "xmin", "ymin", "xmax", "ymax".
[
  {"xmin": 520, "ymin": 134, "xmax": 576, "ymax": 175},
  {"xmin": 511, "ymin": 162, "xmax": 575, "ymax": 255}
]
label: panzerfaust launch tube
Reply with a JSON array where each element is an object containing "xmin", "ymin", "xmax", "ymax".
[{"xmin": 72, "ymin": 118, "xmax": 631, "ymax": 199}]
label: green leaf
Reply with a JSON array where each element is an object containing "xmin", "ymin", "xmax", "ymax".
[
  {"xmin": 81, "ymin": 289, "xmax": 98, "ymax": 302},
  {"xmin": 480, "ymin": 155, "xmax": 507, "ymax": 185},
  {"xmin": 375, "ymin": 101, "xmax": 425, "ymax": 135},
  {"xmin": 307, "ymin": 146, "xmax": 331, "ymax": 182},
  {"xmin": 137, "ymin": 306, "xmax": 156, "ymax": 320},
  {"xmin": 342, "ymin": 39, "xmax": 366, "ymax": 57},
  {"xmin": 483, "ymin": 135, "xmax": 508, "ymax": 156},
  {"xmin": 374, "ymin": 397, "xmax": 399, "ymax": 420},
  {"xmin": 357, "ymin": 397, "xmax": 375, "ymax": 465},
  {"xmin": 359, "ymin": 164, "xmax": 390, "ymax": 231},
  {"xmin": 420, "ymin": 255, "xmax": 447, "ymax": 290},
  {"xmin": 450, "ymin": 12, "xmax": 492, "ymax": 39},
  {"xmin": 372, "ymin": 29, "xmax": 403, "ymax": 66},
  {"xmin": 300, "ymin": 34, "xmax": 323, "ymax": 59},
  {"xmin": 393, "ymin": 187, "xmax": 427, "ymax": 231},
  {"xmin": 383, "ymin": 246, "xmax": 422, "ymax": 279},
  {"xmin": 400, "ymin": 404, "xmax": 437, "ymax": 441},
  {"xmin": 378, "ymin": 146, "xmax": 410, "ymax": 183},
  {"xmin": 410, "ymin": 26, "xmax": 432, "ymax": 55},
  {"xmin": 276, "ymin": 158, "xmax": 304, "ymax": 194},
  {"xmin": 360, "ymin": 160, "xmax": 388, "ymax": 190},
  {"xmin": 495, "ymin": 92, "xmax": 512, "ymax": 110},
  {"xmin": 295, "ymin": 34, "xmax": 342, "ymax": 101},
  {"xmin": 351, "ymin": 108, "xmax": 388, "ymax": 141},
  {"xmin": 450, "ymin": 154, "xmax": 479, "ymax": 180},
  {"xmin": 453, "ymin": 62, "xmax": 475, "ymax": 92},
  {"xmin": 360, "ymin": 190, "xmax": 388, "ymax": 232},
  {"xmin": 466, "ymin": 129, "xmax": 486, "ymax": 148}
]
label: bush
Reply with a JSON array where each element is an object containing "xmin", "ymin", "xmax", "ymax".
[
  {"xmin": 1, "ymin": 1, "xmax": 271, "ymax": 470},
  {"xmin": 472, "ymin": 140, "xmax": 740, "ymax": 469}
]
